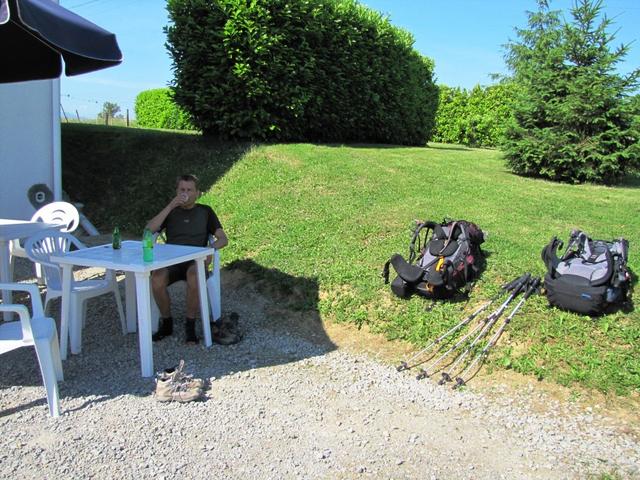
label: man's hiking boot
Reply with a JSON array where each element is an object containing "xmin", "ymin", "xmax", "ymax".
[
  {"xmin": 155, "ymin": 376, "xmax": 202, "ymax": 402},
  {"xmin": 211, "ymin": 312, "xmax": 242, "ymax": 345},
  {"xmin": 152, "ymin": 316, "xmax": 173, "ymax": 342},
  {"xmin": 223, "ymin": 312, "xmax": 240, "ymax": 333},
  {"xmin": 154, "ymin": 360, "xmax": 205, "ymax": 402},
  {"xmin": 185, "ymin": 318, "xmax": 199, "ymax": 345},
  {"xmin": 162, "ymin": 360, "xmax": 205, "ymax": 390},
  {"xmin": 211, "ymin": 325, "xmax": 240, "ymax": 345}
]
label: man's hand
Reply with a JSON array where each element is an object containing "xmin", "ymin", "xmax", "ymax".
[{"xmin": 169, "ymin": 192, "xmax": 189, "ymax": 209}]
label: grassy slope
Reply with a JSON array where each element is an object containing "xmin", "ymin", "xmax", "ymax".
[{"xmin": 63, "ymin": 124, "xmax": 640, "ymax": 395}]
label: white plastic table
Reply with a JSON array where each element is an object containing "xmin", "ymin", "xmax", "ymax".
[
  {"xmin": 0, "ymin": 219, "xmax": 61, "ymax": 321},
  {"xmin": 51, "ymin": 240, "xmax": 214, "ymax": 377}
]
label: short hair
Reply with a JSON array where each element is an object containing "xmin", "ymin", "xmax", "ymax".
[{"xmin": 176, "ymin": 174, "xmax": 199, "ymax": 189}]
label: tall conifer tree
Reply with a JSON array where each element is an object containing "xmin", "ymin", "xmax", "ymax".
[{"xmin": 503, "ymin": 0, "xmax": 639, "ymax": 184}]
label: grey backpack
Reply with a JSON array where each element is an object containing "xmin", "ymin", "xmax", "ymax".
[
  {"xmin": 383, "ymin": 219, "xmax": 485, "ymax": 299},
  {"xmin": 541, "ymin": 230, "xmax": 630, "ymax": 315}
]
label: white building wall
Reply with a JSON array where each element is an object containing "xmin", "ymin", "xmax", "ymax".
[{"xmin": 0, "ymin": 80, "xmax": 59, "ymax": 220}]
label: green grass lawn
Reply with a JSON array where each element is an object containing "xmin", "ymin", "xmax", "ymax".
[{"xmin": 63, "ymin": 124, "xmax": 640, "ymax": 395}]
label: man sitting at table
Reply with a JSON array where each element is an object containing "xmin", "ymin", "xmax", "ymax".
[{"xmin": 146, "ymin": 174, "xmax": 229, "ymax": 344}]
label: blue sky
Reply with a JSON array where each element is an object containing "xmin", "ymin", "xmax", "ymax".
[{"xmin": 60, "ymin": 0, "xmax": 640, "ymax": 119}]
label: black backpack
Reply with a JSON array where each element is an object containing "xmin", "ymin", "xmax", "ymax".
[
  {"xmin": 541, "ymin": 230, "xmax": 631, "ymax": 315},
  {"xmin": 383, "ymin": 219, "xmax": 485, "ymax": 299}
]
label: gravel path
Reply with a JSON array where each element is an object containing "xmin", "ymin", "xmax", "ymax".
[{"xmin": 1, "ymin": 260, "xmax": 639, "ymax": 479}]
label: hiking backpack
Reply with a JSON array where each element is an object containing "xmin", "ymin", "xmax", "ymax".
[
  {"xmin": 541, "ymin": 230, "xmax": 631, "ymax": 315},
  {"xmin": 382, "ymin": 219, "xmax": 485, "ymax": 299}
]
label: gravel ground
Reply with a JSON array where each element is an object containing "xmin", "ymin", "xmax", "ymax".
[{"xmin": 1, "ymin": 259, "xmax": 639, "ymax": 479}]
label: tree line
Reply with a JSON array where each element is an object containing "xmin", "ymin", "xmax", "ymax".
[{"xmin": 136, "ymin": 0, "xmax": 639, "ymax": 184}]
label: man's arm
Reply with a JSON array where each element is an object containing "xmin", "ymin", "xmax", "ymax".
[
  {"xmin": 212, "ymin": 227, "xmax": 228, "ymax": 249},
  {"xmin": 146, "ymin": 195, "xmax": 184, "ymax": 233},
  {"xmin": 205, "ymin": 227, "xmax": 227, "ymax": 268}
]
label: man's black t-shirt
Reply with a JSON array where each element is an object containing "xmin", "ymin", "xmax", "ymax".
[{"xmin": 161, "ymin": 204, "xmax": 222, "ymax": 247}]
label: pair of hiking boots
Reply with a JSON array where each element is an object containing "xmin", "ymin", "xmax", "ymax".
[
  {"xmin": 152, "ymin": 312, "xmax": 242, "ymax": 345},
  {"xmin": 154, "ymin": 360, "xmax": 206, "ymax": 403}
]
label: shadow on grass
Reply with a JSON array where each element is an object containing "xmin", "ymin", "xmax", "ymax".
[
  {"xmin": 315, "ymin": 142, "xmax": 422, "ymax": 149},
  {"xmin": 0, "ymin": 258, "xmax": 335, "ymax": 416},
  {"xmin": 61, "ymin": 124, "xmax": 251, "ymax": 234},
  {"xmin": 426, "ymin": 143, "xmax": 476, "ymax": 152},
  {"xmin": 314, "ymin": 142, "xmax": 474, "ymax": 151},
  {"xmin": 620, "ymin": 170, "xmax": 640, "ymax": 189}
]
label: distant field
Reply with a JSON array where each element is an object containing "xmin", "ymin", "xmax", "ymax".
[
  {"xmin": 62, "ymin": 117, "xmax": 137, "ymax": 128},
  {"xmin": 62, "ymin": 123, "xmax": 640, "ymax": 395}
]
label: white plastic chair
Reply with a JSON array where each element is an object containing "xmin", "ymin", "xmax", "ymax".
[
  {"xmin": 24, "ymin": 230, "xmax": 126, "ymax": 358},
  {"xmin": 207, "ymin": 248, "xmax": 222, "ymax": 322},
  {"xmin": 10, "ymin": 201, "xmax": 80, "ymax": 283},
  {"xmin": 0, "ymin": 282, "xmax": 64, "ymax": 417}
]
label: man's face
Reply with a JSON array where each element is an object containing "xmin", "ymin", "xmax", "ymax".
[{"xmin": 176, "ymin": 180, "xmax": 198, "ymax": 208}]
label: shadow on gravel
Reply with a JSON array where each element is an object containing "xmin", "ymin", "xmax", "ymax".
[{"xmin": 0, "ymin": 258, "xmax": 335, "ymax": 416}]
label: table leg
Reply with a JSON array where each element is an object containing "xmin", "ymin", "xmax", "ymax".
[
  {"xmin": 125, "ymin": 272, "xmax": 137, "ymax": 333},
  {"xmin": 150, "ymin": 277, "xmax": 160, "ymax": 333},
  {"xmin": 196, "ymin": 259, "xmax": 212, "ymax": 347},
  {"xmin": 0, "ymin": 240, "xmax": 12, "ymax": 321},
  {"xmin": 60, "ymin": 265, "xmax": 73, "ymax": 360},
  {"xmin": 134, "ymin": 271, "xmax": 154, "ymax": 377}
]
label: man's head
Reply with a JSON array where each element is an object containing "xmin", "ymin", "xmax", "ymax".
[{"xmin": 175, "ymin": 174, "xmax": 199, "ymax": 209}]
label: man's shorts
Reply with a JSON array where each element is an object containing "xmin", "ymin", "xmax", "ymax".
[
  {"xmin": 166, "ymin": 260, "xmax": 211, "ymax": 285},
  {"xmin": 167, "ymin": 261, "xmax": 196, "ymax": 285}
]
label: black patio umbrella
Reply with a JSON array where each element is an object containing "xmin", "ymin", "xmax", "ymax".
[{"xmin": 0, "ymin": 0, "xmax": 122, "ymax": 84}]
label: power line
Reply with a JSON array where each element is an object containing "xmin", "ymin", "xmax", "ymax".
[
  {"xmin": 67, "ymin": 0, "xmax": 110, "ymax": 9},
  {"xmin": 68, "ymin": 0, "xmax": 102, "ymax": 9}
]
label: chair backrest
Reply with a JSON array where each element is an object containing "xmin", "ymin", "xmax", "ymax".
[
  {"xmin": 31, "ymin": 201, "xmax": 80, "ymax": 233},
  {"xmin": 24, "ymin": 231, "xmax": 86, "ymax": 291},
  {"xmin": 0, "ymin": 283, "xmax": 44, "ymax": 345}
]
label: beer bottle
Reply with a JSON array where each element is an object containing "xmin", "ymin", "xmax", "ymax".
[
  {"xmin": 142, "ymin": 228, "xmax": 154, "ymax": 262},
  {"xmin": 112, "ymin": 226, "xmax": 121, "ymax": 249}
]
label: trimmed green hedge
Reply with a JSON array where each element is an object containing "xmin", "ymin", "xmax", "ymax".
[
  {"xmin": 134, "ymin": 88, "xmax": 195, "ymax": 131},
  {"xmin": 165, "ymin": 0, "xmax": 438, "ymax": 145},
  {"xmin": 432, "ymin": 83, "xmax": 516, "ymax": 148}
]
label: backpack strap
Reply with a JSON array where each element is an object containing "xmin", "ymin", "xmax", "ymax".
[
  {"xmin": 442, "ymin": 222, "xmax": 458, "ymax": 252},
  {"xmin": 585, "ymin": 245, "xmax": 614, "ymax": 287},
  {"xmin": 428, "ymin": 221, "xmax": 460, "ymax": 257},
  {"xmin": 409, "ymin": 221, "xmax": 436, "ymax": 263},
  {"xmin": 540, "ymin": 236, "xmax": 563, "ymax": 277},
  {"xmin": 613, "ymin": 238, "xmax": 630, "ymax": 288},
  {"xmin": 382, "ymin": 259, "xmax": 391, "ymax": 284},
  {"xmin": 390, "ymin": 254, "xmax": 426, "ymax": 283},
  {"xmin": 579, "ymin": 232, "xmax": 593, "ymax": 259},
  {"xmin": 438, "ymin": 221, "xmax": 459, "ymax": 254},
  {"xmin": 560, "ymin": 230, "xmax": 583, "ymax": 261}
]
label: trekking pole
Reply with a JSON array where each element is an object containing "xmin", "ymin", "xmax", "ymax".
[
  {"xmin": 454, "ymin": 277, "xmax": 540, "ymax": 389},
  {"xmin": 403, "ymin": 274, "xmax": 529, "ymax": 375},
  {"xmin": 414, "ymin": 275, "xmax": 529, "ymax": 379},
  {"xmin": 416, "ymin": 314, "xmax": 491, "ymax": 380},
  {"xmin": 437, "ymin": 273, "xmax": 531, "ymax": 385}
]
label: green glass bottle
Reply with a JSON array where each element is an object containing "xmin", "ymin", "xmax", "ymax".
[
  {"xmin": 142, "ymin": 228, "xmax": 154, "ymax": 262},
  {"xmin": 112, "ymin": 226, "xmax": 121, "ymax": 249}
]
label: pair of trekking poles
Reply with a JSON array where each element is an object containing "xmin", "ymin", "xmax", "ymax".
[{"xmin": 397, "ymin": 273, "xmax": 541, "ymax": 388}]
